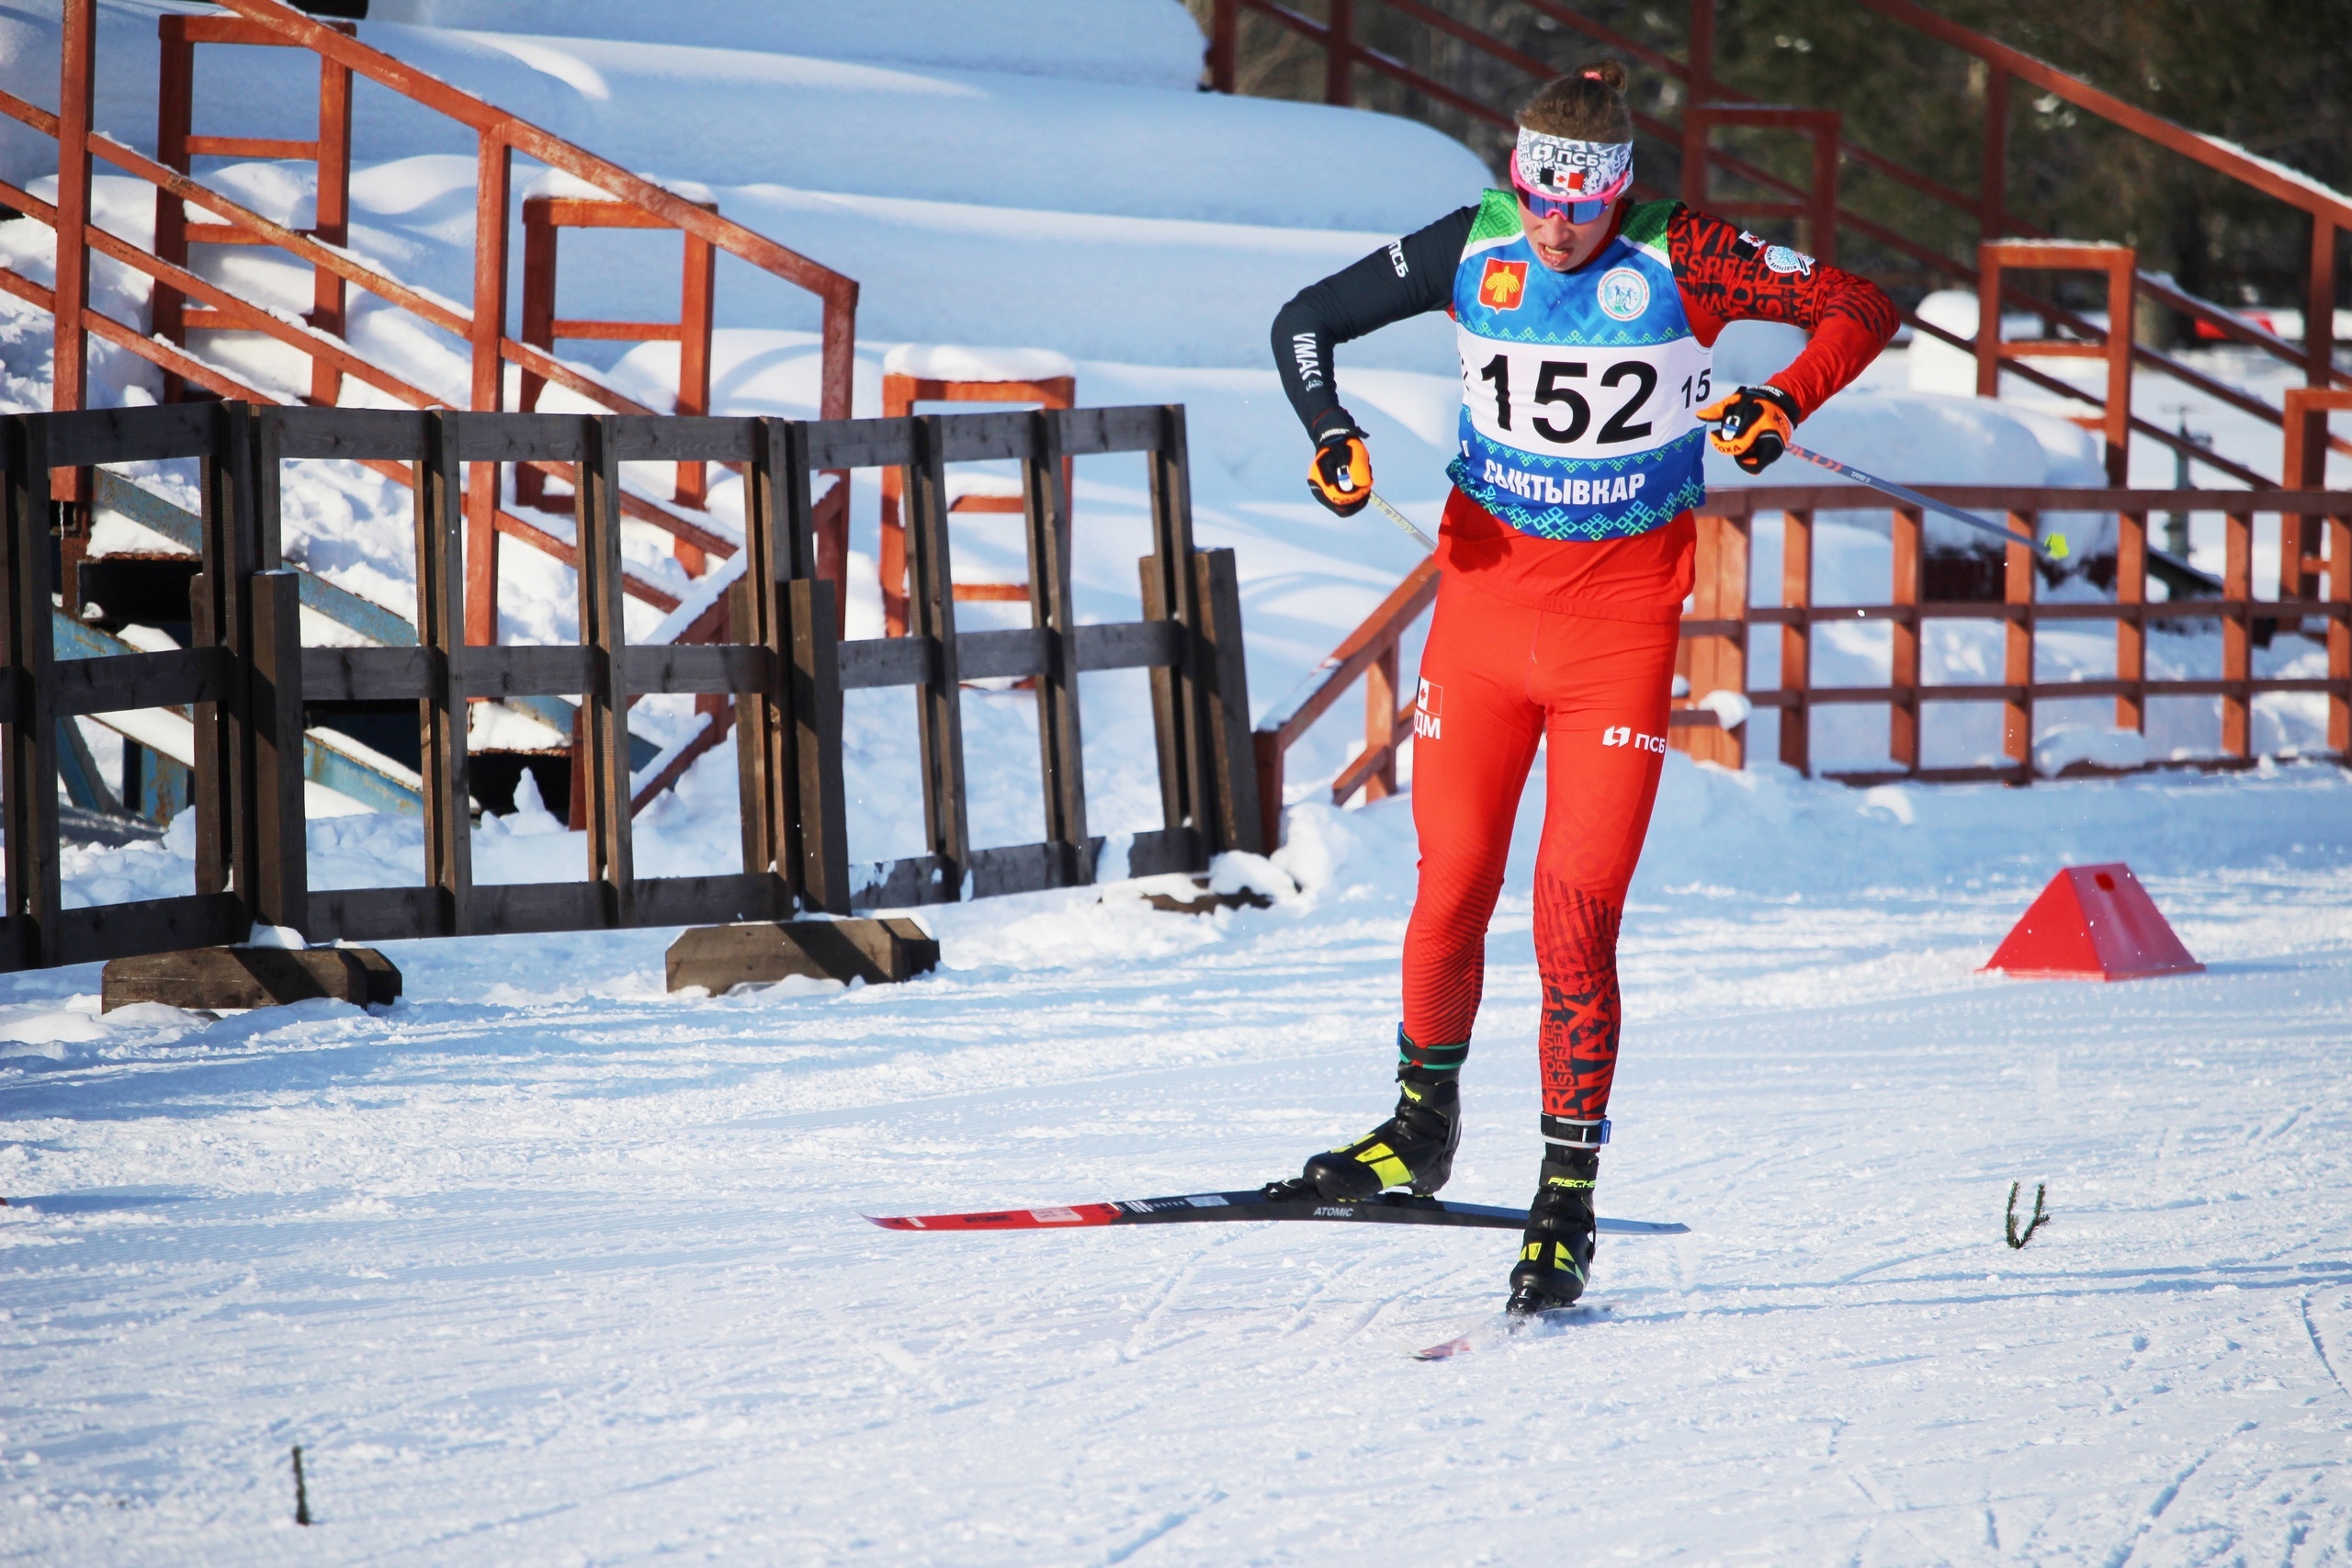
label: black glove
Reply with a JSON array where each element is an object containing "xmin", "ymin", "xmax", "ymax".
[
  {"xmin": 1306, "ymin": 410, "xmax": 1372, "ymax": 517},
  {"xmin": 1697, "ymin": 384, "xmax": 1801, "ymax": 474}
]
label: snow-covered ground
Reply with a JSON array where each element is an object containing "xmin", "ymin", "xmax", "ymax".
[{"xmin": 7, "ymin": 759, "xmax": 2352, "ymax": 1563}]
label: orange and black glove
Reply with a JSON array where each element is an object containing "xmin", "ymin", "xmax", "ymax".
[
  {"xmin": 1697, "ymin": 384, "xmax": 1800, "ymax": 474},
  {"xmin": 1305, "ymin": 412, "xmax": 1372, "ymax": 517}
]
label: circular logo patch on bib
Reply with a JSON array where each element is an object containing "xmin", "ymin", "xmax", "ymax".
[{"xmin": 1596, "ymin": 266, "xmax": 1649, "ymax": 321}]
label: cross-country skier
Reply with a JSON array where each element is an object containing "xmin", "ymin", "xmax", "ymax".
[{"xmin": 1267, "ymin": 62, "xmax": 1897, "ymax": 1316}]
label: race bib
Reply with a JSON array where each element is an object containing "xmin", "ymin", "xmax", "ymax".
[{"xmin": 1455, "ymin": 330, "xmax": 1714, "ymax": 462}]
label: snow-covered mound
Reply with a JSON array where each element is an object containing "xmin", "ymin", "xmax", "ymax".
[{"xmin": 369, "ymin": 0, "xmax": 1209, "ymax": 88}]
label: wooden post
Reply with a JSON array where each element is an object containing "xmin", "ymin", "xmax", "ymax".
[
  {"xmin": 1024, "ymin": 410, "xmax": 1091, "ymax": 885},
  {"xmin": 1779, "ymin": 508, "xmax": 1813, "ymax": 774},
  {"xmin": 2003, "ymin": 513, "xmax": 2036, "ymax": 776},
  {"xmin": 1208, "ymin": 0, "xmax": 1238, "ymax": 93},
  {"xmin": 187, "ymin": 567, "xmax": 228, "ymax": 898},
  {"xmin": 1142, "ymin": 406, "xmax": 1209, "ymax": 865},
  {"xmin": 788, "ymin": 576, "xmax": 849, "ymax": 913},
  {"xmin": 878, "ymin": 459, "xmax": 910, "ymax": 638},
  {"xmin": 2115, "ymin": 509, "xmax": 2147, "ymax": 735},
  {"xmin": 735, "ymin": 418, "xmax": 795, "ymax": 912},
  {"xmin": 52, "ymin": 0, "xmax": 95, "ymax": 427},
  {"xmin": 1891, "ymin": 506, "xmax": 1922, "ymax": 772},
  {"xmin": 1, "ymin": 416, "xmax": 60, "ymax": 969},
  {"xmin": 2328, "ymin": 503, "xmax": 2350, "ymax": 756},
  {"xmin": 51, "ymin": 0, "xmax": 96, "ymax": 558},
  {"xmin": 464, "ymin": 132, "xmax": 512, "ymax": 649},
  {"xmin": 1674, "ymin": 515, "xmax": 1720, "ymax": 759},
  {"xmin": 576, "ymin": 416, "xmax": 635, "ymax": 925},
  {"xmin": 906, "ymin": 416, "xmax": 971, "ymax": 888},
  {"xmin": 514, "ymin": 207, "xmax": 558, "ymax": 508},
  {"xmin": 209, "ymin": 401, "xmax": 260, "ymax": 911},
  {"xmin": 816, "ymin": 304, "xmax": 855, "ymax": 635},
  {"xmin": 674, "ymin": 229, "xmax": 716, "ymax": 523},
  {"xmin": 2098, "ymin": 255, "xmax": 2135, "ymax": 486},
  {"xmin": 1364, "ymin": 639, "xmax": 1399, "ymax": 802},
  {"xmin": 418, "ymin": 410, "xmax": 472, "ymax": 936},
  {"xmin": 2310, "ymin": 218, "xmax": 2339, "ymax": 391},
  {"xmin": 1326, "ymin": 0, "xmax": 1353, "ymax": 107},
  {"xmin": 1973, "ymin": 248, "xmax": 2005, "ymax": 400},
  {"xmin": 2279, "ymin": 389, "xmax": 2346, "ymax": 605},
  {"xmin": 1194, "ymin": 547, "xmax": 1262, "ymax": 854},
  {"xmin": 310, "ymin": 52, "xmax": 354, "ymax": 405},
  {"xmin": 1254, "ymin": 730, "xmax": 1284, "ymax": 856},
  {"xmin": 188, "ymin": 400, "xmax": 251, "ymax": 902},
  {"xmin": 1979, "ymin": 67, "xmax": 2009, "ymax": 240},
  {"xmin": 246, "ymin": 570, "xmax": 308, "ymax": 933},
  {"xmin": 153, "ymin": 17, "xmax": 195, "ymax": 390},
  {"xmin": 2222, "ymin": 509, "xmax": 2253, "ymax": 759},
  {"xmin": 1713, "ymin": 515, "xmax": 1750, "ymax": 769}
]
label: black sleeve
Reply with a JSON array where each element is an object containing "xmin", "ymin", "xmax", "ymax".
[{"xmin": 1271, "ymin": 204, "xmax": 1475, "ymax": 438}]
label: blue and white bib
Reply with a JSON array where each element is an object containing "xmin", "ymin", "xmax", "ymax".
[{"xmin": 1448, "ymin": 193, "xmax": 1712, "ymax": 539}]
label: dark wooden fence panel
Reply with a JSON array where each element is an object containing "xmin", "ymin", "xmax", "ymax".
[{"xmin": 0, "ymin": 401, "xmax": 1257, "ymax": 970}]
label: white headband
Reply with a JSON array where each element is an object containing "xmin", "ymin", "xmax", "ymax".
[{"xmin": 1512, "ymin": 127, "xmax": 1634, "ymax": 199}]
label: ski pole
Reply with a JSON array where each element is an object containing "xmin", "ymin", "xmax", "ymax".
[
  {"xmin": 1780, "ymin": 440, "xmax": 2069, "ymax": 563},
  {"xmin": 1366, "ymin": 490, "xmax": 1438, "ymax": 552}
]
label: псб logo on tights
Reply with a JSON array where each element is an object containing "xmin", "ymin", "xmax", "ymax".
[{"xmin": 1601, "ymin": 725, "xmax": 1665, "ymax": 753}]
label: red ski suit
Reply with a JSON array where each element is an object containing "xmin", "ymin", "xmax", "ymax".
[{"xmin": 1276, "ymin": 202, "xmax": 1897, "ymax": 1123}]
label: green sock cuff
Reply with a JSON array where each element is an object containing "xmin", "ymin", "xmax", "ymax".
[{"xmin": 1396, "ymin": 1024, "xmax": 1468, "ymax": 1075}]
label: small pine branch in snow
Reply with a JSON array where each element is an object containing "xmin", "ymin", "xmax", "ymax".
[
  {"xmin": 2005, "ymin": 1182, "xmax": 2051, "ymax": 1249},
  {"xmin": 291, "ymin": 1445, "xmax": 311, "ymax": 1527}
]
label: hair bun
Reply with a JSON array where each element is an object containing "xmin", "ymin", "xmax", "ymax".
[{"xmin": 1518, "ymin": 60, "xmax": 1634, "ymax": 141}]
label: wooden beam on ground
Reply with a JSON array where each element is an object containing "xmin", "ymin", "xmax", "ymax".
[
  {"xmin": 664, "ymin": 918, "xmax": 938, "ymax": 993},
  {"xmin": 101, "ymin": 944, "xmax": 401, "ymax": 1011}
]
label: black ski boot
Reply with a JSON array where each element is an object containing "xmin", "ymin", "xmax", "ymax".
[
  {"xmin": 1291, "ymin": 1030, "xmax": 1465, "ymax": 1201},
  {"xmin": 1507, "ymin": 1145, "xmax": 1600, "ymax": 1316}
]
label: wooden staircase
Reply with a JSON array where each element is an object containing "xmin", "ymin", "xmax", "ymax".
[{"xmin": 4, "ymin": 0, "xmax": 862, "ymax": 824}]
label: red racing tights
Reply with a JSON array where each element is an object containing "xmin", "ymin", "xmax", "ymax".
[{"xmin": 1401, "ymin": 570, "xmax": 1680, "ymax": 1132}]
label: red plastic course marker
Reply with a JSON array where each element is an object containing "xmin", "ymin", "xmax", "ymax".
[{"xmin": 1980, "ymin": 863, "xmax": 2203, "ymax": 982}]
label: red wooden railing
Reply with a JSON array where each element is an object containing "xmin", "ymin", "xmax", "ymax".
[
  {"xmin": 1205, "ymin": 0, "xmax": 2351, "ymax": 487},
  {"xmin": 1251, "ymin": 555, "xmax": 1437, "ymax": 851},
  {"xmin": 1258, "ymin": 482, "xmax": 2351, "ymax": 842},
  {"xmin": 6, "ymin": 0, "xmax": 858, "ymax": 634}
]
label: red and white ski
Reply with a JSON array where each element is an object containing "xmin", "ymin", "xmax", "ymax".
[{"xmin": 866, "ymin": 1187, "xmax": 1687, "ymax": 1236}]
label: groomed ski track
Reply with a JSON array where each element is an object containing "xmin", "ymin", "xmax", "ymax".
[{"xmin": 7, "ymin": 763, "xmax": 2352, "ymax": 1564}]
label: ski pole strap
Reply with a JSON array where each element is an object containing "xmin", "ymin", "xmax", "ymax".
[
  {"xmin": 1541, "ymin": 1114, "xmax": 1611, "ymax": 1148},
  {"xmin": 1397, "ymin": 1025, "xmax": 1468, "ymax": 1076}
]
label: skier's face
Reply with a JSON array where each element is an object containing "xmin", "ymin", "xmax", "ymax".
[{"xmin": 1520, "ymin": 196, "xmax": 1620, "ymax": 272}]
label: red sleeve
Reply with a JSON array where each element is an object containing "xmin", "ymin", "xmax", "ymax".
[{"xmin": 1667, "ymin": 205, "xmax": 1900, "ymax": 421}]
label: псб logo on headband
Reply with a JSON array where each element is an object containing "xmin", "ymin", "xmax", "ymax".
[{"xmin": 1513, "ymin": 130, "xmax": 1633, "ymax": 197}]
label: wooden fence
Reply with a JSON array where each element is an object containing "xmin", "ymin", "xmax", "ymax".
[
  {"xmin": 1255, "ymin": 483, "xmax": 2351, "ymax": 848},
  {"xmin": 1, "ymin": 402, "xmax": 1257, "ymax": 972}
]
